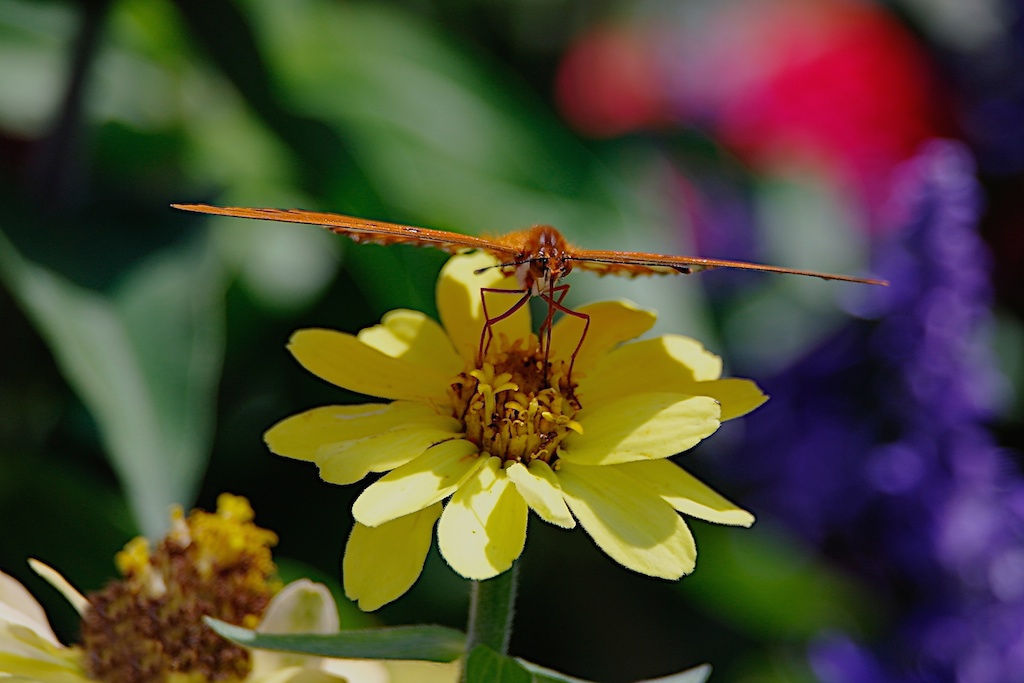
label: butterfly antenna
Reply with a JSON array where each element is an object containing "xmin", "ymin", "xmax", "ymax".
[{"xmin": 473, "ymin": 256, "xmax": 538, "ymax": 275}]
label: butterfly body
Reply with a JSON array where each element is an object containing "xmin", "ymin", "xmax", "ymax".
[{"xmin": 500, "ymin": 225, "xmax": 570, "ymax": 296}]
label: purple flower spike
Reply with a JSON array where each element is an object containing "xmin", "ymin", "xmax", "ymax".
[{"xmin": 721, "ymin": 140, "xmax": 1024, "ymax": 682}]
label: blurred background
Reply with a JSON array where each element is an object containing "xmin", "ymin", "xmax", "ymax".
[{"xmin": 2, "ymin": 0, "xmax": 1023, "ymax": 681}]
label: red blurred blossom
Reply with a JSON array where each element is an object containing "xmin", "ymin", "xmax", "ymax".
[
  {"xmin": 556, "ymin": 0, "xmax": 950, "ymax": 226},
  {"xmin": 554, "ymin": 26, "xmax": 669, "ymax": 138}
]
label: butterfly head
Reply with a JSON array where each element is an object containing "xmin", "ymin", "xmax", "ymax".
[{"xmin": 514, "ymin": 226, "xmax": 573, "ymax": 295}]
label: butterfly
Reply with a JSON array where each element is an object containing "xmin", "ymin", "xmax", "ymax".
[{"xmin": 172, "ymin": 203, "xmax": 887, "ymax": 376}]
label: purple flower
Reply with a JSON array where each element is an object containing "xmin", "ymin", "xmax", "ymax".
[{"xmin": 720, "ymin": 141, "xmax": 1024, "ymax": 682}]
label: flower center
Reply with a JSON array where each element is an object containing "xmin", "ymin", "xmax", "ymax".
[
  {"xmin": 449, "ymin": 334, "xmax": 581, "ymax": 466},
  {"xmin": 80, "ymin": 495, "xmax": 280, "ymax": 683}
]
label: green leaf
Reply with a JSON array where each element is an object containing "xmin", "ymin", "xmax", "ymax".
[
  {"xmin": 467, "ymin": 647, "xmax": 709, "ymax": 683},
  {"xmin": 243, "ymin": 0, "xmax": 706, "ymax": 334},
  {"xmin": 0, "ymin": 228, "xmax": 224, "ymax": 537},
  {"xmin": 465, "ymin": 646, "xmax": 532, "ymax": 683},
  {"xmin": 205, "ymin": 620, "xmax": 465, "ymax": 663},
  {"xmin": 514, "ymin": 657, "xmax": 712, "ymax": 683},
  {"xmin": 678, "ymin": 524, "xmax": 879, "ymax": 640},
  {"xmin": 635, "ymin": 663, "xmax": 713, "ymax": 683}
]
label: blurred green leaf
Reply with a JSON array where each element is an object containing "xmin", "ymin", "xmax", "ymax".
[
  {"xmin": 466, "ymin": 646, "xmax": 533, "ymax": 683},
  {"xmin": 256, "ymin": 0, "xmax": 626, "ymax": 228},
  {"xmin": 678, "ymin": 524, "xmax": 880, "ymax": 641},
  {"xmin": 635, "ymin": 664, "xmax": 713, "ymax": 683},
  {"xmin": 723, "ymin": 174, "xmax": 876, "ymax": 372},
  {"xmin": 466, "ymin": 648, "xmax": 713, "ymax": 683},
  {"xmin": 207, "ymin": 0, "xmax": 706, "ymax": 333},
  {"xmin": 0, "ymin": 0, "xmax": 77, "ymax": 134},
  {"xmin": 0, "ymin": 228, "xmax": 224, "ymax": 537},
  {"xmin": 0, "ymin": 452, "xmax": 134, "ymax": 639},
  {"xmin": 206, "ymin": 620, "xmax": 465, "ymax": 662}
]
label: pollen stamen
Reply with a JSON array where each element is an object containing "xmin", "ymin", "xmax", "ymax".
[
  {"xmin": 451, "ymin": 334, "xmax": 581, "ymax": 467},
  {"xmin": 81, "ymin": 494, "xmax": 280, "ymax": 683}
]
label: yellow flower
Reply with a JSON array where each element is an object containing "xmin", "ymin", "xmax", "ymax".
[
  {"xmin": 266, "ymin": 252, "xmax": 766, "ymax": 611},
  {"xmin": 0, "ymin": 495, "xmax": 446, "ymax": 683}
]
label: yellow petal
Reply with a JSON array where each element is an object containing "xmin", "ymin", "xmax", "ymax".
[
  {"xmin": 316, "ymin": 421, "xmax": 464, "ymax": 485},
  {"xmin": 505, "ymin": 461, "xmax": 575, "ymax": 528},
  {"xmin": 343, "ymin": 504, "xmax": 442, "ymax": 611},
  {"xmin": 548, "ymin": 300, "xmax": 655, "ymax": 374},
  {"xmin": 556, "ymin": 462, "xmax": 696, "ymax": 578},
  {"xmin": 357, "ymin": 309, "xmax": 462, "ymax": 378},
  {"xmin": 579, "ymin": 336, "xmax": 724, "ymax": 408},
  {"xmin": 563, "ymin": 393, "xmax": 720, "ymax": 465},
  {"xmin": 288, "ymin": 328, "xmax": 451, "ymax": 402},
  {"xmin": 436, "ymin": 252, "xmax": 531, "ymax": 365},
  {"xmin": 266, "ymin": 403, "xmax": 464, "ymax": 485},
  {"xmin": 693, "ymin": 378, "xmax": 768, "ymax": 421},
  {"xmin": 351, "ymin": 440, "xmax": 483, "ymax": 527},
  {"xmin": 437, "ymin": 457, "xmax": 528, "ymax": 579},
  {"xmin": 617, "ymin": 460, "xmax": 755, "ymax": 527},
  {"xmin": 264, "ymin": 402, "xmax": 445, "ymax": 461}
]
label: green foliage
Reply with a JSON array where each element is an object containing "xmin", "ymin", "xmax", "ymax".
[
  {"xmin": 206, "ymin": 619, "xmax": 465, "ymax": 663},
  {"xmin": 467, "ymin": 646, "xmax": 714, "ymax": 683},
  {"xmin": 466, "ymin": 646, "xmax": 535, "ymax": 683},
  {"xmin": 0, "ymin": 229, "xmax": 224, "ymax": 537},
  {"xmin": 678, "ymin": 524, "xmax": 879, "ymax": 641}
]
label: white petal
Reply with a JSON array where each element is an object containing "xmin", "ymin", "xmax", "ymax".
[
  {"xmin": 251, "ymin": 580, "xmax": 339, "ymax": 675},
  {"xmin": 0, "ymin": 568, "xmax": 60, "ymax": 645}
]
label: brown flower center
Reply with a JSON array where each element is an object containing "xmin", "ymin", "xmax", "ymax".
[
  {"xmin": 449, "ymin": 334, "xmax": 581, "ymax": 466},
  {"xmin": 80, "ymin": 495, "xmax": 279, "ymax": 683}
]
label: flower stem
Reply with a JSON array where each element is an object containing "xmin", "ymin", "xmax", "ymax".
[{"xmin": 465, "ymin": 562, "xmax": 519, "ymax": 656}]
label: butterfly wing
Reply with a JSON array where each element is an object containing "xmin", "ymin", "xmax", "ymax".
[
  {"xmin": 171, "ymin": 204, "xmax": 521, "ymax": 258},
  {"xmin": 173, "ymin": 205, "xmax": 886, "ymax": 285},
  {"xmin": 567, "ymin": 248, "xmax": 888, "ymax": 285}
]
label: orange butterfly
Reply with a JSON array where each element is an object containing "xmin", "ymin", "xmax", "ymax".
[{"xmin": 172, "ymin": 203, "xmax": 887, "ymax": 375}]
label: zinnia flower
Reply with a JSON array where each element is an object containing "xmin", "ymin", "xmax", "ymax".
[
  {"xmin": 265, "ymin": 252, "xmax": 766, "ymax": 611},
  {"xmin": 0, "ymin": 494, "xmax": 436, "ymax": 683}
]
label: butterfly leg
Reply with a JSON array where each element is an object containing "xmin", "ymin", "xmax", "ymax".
[
  {"xmin": 539, "ymin": 285, "xmax": 589, "ymax": 380},
  {"xmin": 537, "ymin": 283, "xmax": 570, "ymax": 369},
  {"xmin": 477, "ymin": 287, "xmax": 531, "ymax": 364}
]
